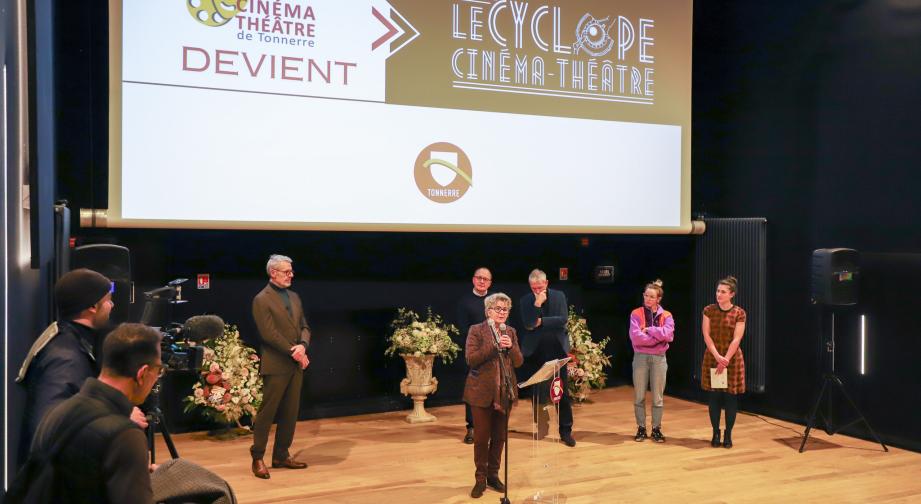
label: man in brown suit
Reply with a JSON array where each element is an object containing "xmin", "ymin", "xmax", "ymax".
[{"xmin": 250, "ymin": 254, "xmax": 311, "ymax": 479}]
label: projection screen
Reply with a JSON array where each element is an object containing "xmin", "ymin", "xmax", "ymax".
[{"xmin": 108, "ymin": 0, "xmax": 692, "ymax": 233}]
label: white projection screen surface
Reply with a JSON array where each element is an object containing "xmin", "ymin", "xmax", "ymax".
[{"xmin": 108, "ymin": 1, "xmax": 692, "ymax": 233}]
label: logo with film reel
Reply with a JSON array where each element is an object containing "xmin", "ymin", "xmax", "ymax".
[
  {"xmin": 572, "ymin": 14, "xmax": 615, "ymax": 57},
  {"xmin": 187, "ymin": 0, "xmax": 248, "ymax": 27}
]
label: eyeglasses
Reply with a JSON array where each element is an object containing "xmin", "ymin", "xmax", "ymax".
[
  {"xmin": 149, "ymin": 364, "xmax": 166, "ymax": 378},
  {"xmin": 273, "ymin": 269, "xmax": 294, "ymax": 277},
  {"xmin": 474, "ymin": 276, "xmax": 492, "ymax": 282},
  {"xmin": 489, "ymin": 306, "xmax": 510, "ymax": 313}
]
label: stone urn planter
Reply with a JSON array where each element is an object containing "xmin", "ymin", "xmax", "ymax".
[{"xmin": 400, "ymin": 354, "xmax": 439, "ymax": 423}]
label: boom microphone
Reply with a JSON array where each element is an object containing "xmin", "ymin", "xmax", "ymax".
[{"xmin": 182, "ymin": 314, "xmax": 225, "ymax": 342}]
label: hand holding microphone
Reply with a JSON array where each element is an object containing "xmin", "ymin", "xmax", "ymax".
[{"xmin": 498, "ymin": 323, "xmax": 512, "ymax": 351}]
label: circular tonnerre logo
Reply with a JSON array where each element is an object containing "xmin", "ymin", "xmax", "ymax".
[
  {"xmin": 188, "ymin": 0, "xmax": 248, "ymax": 27},
  {"xmin": 414, "ymin": 142, "xmax": 473, "ymax": 204}
]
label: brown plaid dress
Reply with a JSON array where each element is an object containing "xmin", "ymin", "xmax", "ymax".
[{"xmin": 700, "ymin": 304, "xmax": 746, "ymax": 394}]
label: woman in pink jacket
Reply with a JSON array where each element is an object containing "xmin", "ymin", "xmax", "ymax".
[{"xmin": 629, "ymin": 279, "xmax": 675, "ymax": 443}]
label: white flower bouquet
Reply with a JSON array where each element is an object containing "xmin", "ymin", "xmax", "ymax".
[{"xmin": 384, "ymin": 307, "xmax": 461, "ymax": 363}]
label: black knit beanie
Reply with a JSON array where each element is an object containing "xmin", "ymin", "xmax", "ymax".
[{"xmin": 55, "ymin": 268, "xmax": 112, "ymax": 318}]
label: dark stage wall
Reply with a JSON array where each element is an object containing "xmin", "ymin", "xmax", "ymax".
[
  {"xmin": 692, "ymin": 1, "xmax": 921, "ymax": 451},
  {"xmin": 28, "ymin": 0, "xmax": 921, "ymax": 455}
]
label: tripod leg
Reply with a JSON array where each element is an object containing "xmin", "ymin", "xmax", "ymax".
[
  {"xmin": 830, "ymin": 377, "xmax": 889, "ymax": 452},
  {"xmin": 154, "ymin": 411, "xmax": 180, "ymax": 459},
  {"xmin": 799, "ymin": 378, "xmax": 830, "ymax": 453},
  {"xmin": 147, "ymin": 419, "xmax": 157, "ymax": 464},
  {"xmin": 160, "ymin": 422, "xmax": 180, "ymax": 459}
]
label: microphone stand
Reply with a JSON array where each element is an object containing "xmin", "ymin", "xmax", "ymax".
[{"xmin": 490, "ymin": 321, "xmax": 513, "ymax": 504}]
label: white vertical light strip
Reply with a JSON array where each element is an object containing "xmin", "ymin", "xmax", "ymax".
[
  {"xmin": 860, "ymin": 315, "xmax": 866, "ymax": 375},
  {"xmin": 3, "ymin": 62, "xmax": 9, "ymax": 490}
]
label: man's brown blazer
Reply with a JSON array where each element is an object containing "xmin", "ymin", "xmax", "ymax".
[{"xmin": 252, "ymin": 283, "xmax": 311, "ymax": 375}]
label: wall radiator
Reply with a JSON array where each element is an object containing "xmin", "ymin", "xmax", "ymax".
[{"xmin": 693, "ymin": 218, "xmax": 767, "ymax": 393}]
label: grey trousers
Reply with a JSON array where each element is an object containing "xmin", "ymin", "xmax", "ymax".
[{"xmin": 632, "ymin": 353, "xmax": 668, "ymax": 428}]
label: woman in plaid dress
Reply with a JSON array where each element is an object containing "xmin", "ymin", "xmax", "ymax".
[{"xmin": 700, "ymin": 276, "xmax": 746, "ymax": 448}]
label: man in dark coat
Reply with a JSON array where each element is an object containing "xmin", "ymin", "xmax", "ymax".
[
  {"xmin": 518, "ymin": 269, "xmax": 576, "ymax": 447},
  {"xmin": 28, "ymin": 323, "xmax": 163, "ymax": 503},
  {"xmin": 455, "ymin": 266, "xmax": 492, "ymax": 443},
  {"xmin": 17, "ymin": 268, "xmax": 146, "ymax": 451},
  {"xmin": 250, "ymin": 254, "xmax": 311, "ymax": 479}
]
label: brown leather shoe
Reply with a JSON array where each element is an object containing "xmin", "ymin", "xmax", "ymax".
[
  {"xmin": 251, "ymin": 459, "xmax": 270, "ymax": 479},
  {"xmin": 272, "ymin": 457, "xmax": 308, "ymax": 469},
  {"xmin": 470, "ymin": 481, "xmax": 487, "ymax": 498},
  {"xmin": 486, "ymin": 476, "xmax": 506, "ymax": 492}
]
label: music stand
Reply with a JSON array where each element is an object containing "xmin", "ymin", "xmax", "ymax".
[{"xmin": 516, "ymin": 357, "xmax": 570, "ymax": 503}]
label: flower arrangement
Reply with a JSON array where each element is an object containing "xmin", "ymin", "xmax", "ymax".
[
  {"xmin": 184, "ymin": 324, "xmax": 263, "ymax": 426},
  {"xmin": 566, "ymin": 306, "xmax": 613, "ymax": 402},
  {"xmin": 385, "ymin": 307, "xmax": 461, "ymax": 363}
]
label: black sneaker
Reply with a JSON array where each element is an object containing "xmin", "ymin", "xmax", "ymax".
[
  {"xmin": 651, "ymin": 427, "xmax": 666, "ymax": 443},
  {"xmin": 634, "ymin": 426, "xmax": 648, "ymax": 442},
  {"xmin": 711, "ymin": 430, "xmax": 721, "ymax": 447},
  {"xmin": 463, "ymin": 427, "xmax": 474, "ymax": 444}
]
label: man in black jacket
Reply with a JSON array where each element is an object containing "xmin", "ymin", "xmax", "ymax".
[
  {"xmin": 29, "ymin": 323, "xmax": 163, "ymax": 503},
  {"xmin": 17, "ymin": 268, "xmax": 150, "ymax": 449},
  {"xmin": 518, "ymin": 269, "xmax": 576, "ymax": 447},
  {"xmin": 455, "ymin": 267, "xmax": 492, "ymax": 444}
]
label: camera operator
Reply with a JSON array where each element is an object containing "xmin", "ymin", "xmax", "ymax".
[
  {"xmin": 27, "ymin": 323, "xmax": 163, "ymax": 503},
  {"xmin": 17, "ymin": 269, "xmax": 148, "ymax": 450}
]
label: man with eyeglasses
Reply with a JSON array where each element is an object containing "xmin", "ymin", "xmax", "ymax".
[
  {"xmin": 249, "ymin": 254, "xmax": 311, "ymax": 479},
  {"xmin": 456, "ymin": 267, "xmax": 493, "ymax": 444},
  {"xmin": 17, "ymin": 268, "xmax": 148, "ymax": 453},
  {"xmin": 21, "ymin": 323, "xmax": 164, "ymax": 503},
  {"xmin": 519, "ymin": 269, "xmax": 577, "ymax": 447}
]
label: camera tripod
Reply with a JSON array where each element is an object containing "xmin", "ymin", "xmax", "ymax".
[
  {"xmin": 799, "ymin": 310, "xmax": 887, "ymax": 453},
  {"xmin": 145, "ymin": 379, "xmax": 180, "ymax": 463}
]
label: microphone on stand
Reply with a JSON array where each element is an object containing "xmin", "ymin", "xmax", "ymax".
[{"xmin": 498, "ymin": 323, "xmax": 510, "ymax": 354}]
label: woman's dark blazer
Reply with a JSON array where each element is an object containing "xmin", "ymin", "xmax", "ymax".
[{"xmin": 463, "ymin": 320, "xmax": 524, "ymax": 408}]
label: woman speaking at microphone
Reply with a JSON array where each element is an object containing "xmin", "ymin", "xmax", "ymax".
[{"xmin": 463, "ymin": 293, "xmax": 524, "ymax": 499}]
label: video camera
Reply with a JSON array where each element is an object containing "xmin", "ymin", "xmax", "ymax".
[{"xmin": 139, "ymin": 278, "xmax": 224, "ymax": 373}]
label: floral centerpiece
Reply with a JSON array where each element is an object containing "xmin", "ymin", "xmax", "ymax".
[
  {"xmin": 566, "ymin": 306, "xmax": 613, "ymax": 402},
  {"xmin": 384, "ymin": 307, "xmax": 461, "ymax": 363},
  {"xmin": 385, "ymin": 307, "xmax": 461, "ymax": 423},
  {"xmin": 184, "ymin": 324, "xmax": 263, "ymax": 427}
]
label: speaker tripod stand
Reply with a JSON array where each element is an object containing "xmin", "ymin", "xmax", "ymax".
[{"xmin": 799, "ymin": 311, "xmax": 887, "ymax": 453}]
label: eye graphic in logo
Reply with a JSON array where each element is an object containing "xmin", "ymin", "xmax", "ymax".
[
  {"xmin": 414, "ymin": 142, "xmax": 473, "ymax": 204},
  {"xmin": 572, "ymin": 14, "xmax": 615, "ymax": 57},
  {"xmin": 187, "ymin": 0, "xmax": 248, "ymax": 27}
]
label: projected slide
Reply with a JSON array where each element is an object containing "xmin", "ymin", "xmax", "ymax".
[{"xmin": 109, "ymin": 0, "xmax": 692, "ymax": 232}]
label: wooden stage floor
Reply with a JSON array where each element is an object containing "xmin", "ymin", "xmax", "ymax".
[{"xmin": 156, "ymin": 386, "xmax": 920, "ymax": 503}]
